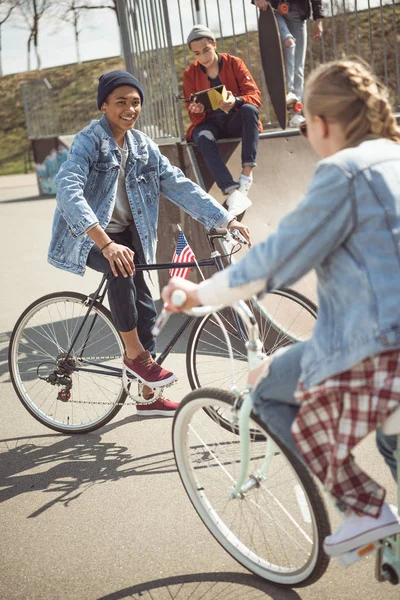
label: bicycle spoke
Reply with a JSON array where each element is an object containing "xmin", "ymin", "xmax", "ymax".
[{"xmin": 10, "ymin": 293, "xmax": 126, "ymax": 433}]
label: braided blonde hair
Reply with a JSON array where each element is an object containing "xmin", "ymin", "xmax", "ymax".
[{"xmin": 304, "ymin": 59, "xmax": 400, "ymax": 147}]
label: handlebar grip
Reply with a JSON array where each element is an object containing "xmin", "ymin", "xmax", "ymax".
[
  {"xmin": 208, "ymin": 227, "xmax": 229, "ymax": 236},
  {"xmin": 171, "ymin": 289, "xmax": 187, "ymax": 307}
]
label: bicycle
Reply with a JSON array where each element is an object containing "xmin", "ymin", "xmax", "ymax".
[
  {"xmin": 8, "ymin": 228, "xmax": 316, "ymax": 435},
  {"xmin": 171, "ymin": 298, "xmax": 400, "ymax": 587}
]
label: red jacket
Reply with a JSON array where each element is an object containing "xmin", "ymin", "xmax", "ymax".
[{"xmin": 183, "ymin": 53, "xmax": 263, "ymax": 141}]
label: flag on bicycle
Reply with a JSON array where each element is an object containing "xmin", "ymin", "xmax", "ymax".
[{"xmin": 169, "ymin": 230, "xmax": 196, "ymax": 279}]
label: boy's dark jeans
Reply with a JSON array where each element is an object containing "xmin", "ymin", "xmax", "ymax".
[
  {"xmin": 192, "ymin": 103, "xmax": 259, "ymax": 193},
  {"xmin": 86, "ymin": 227, "xmax": 157, "ymax": 356}
]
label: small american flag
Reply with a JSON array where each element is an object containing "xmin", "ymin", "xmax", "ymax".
[{"xmin": 169, "ymin": 230, "xmax": 196, "ymax": 279}]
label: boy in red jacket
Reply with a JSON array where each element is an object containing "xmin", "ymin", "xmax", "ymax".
[{"xmin": 183, "ymin": 25, "xmax": 263, "ymax": 217}]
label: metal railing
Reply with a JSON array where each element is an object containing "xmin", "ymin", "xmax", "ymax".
[
  {"xmin": 117, "ymin": 0, "xmax": 399, "ymax": 139},
  {"xmin": 21, "ymin": 0, "xmax": 399, "ymax": 141}
]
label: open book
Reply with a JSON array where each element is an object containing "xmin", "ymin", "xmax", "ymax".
[{"xmin": 191, "ymin": 85, "xmax": 229, "ymax": 113}]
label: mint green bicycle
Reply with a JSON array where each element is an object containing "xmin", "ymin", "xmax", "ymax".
[{"xmin": 170, "ymin": 298, "xmax": 400, "ymax": 587}]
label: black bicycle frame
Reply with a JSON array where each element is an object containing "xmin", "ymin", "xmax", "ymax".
[
  {"xmin": 63, "ymin": 257, "xmax": 218, "ymax": 378},
  {"xmin": 63, "ymin": 230, "xmax": 246, "ymax": 378}
]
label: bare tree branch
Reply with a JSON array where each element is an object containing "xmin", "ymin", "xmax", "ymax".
[
  {"xmin": 16, "ymin": 0, "xmax": 54, "ymax": 70},
  {"xmin": 0, "ymin": 0, "xmax": 20, "ymax": 26}
]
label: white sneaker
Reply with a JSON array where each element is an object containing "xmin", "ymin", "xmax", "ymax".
[
  {"xmin": 226, "ymin": 189, "xmax": 252, "ymax": 217},
  {"xmin": 286, "ymin": 91, "xmax": 298, "ymax": 106},
  {"xmin": 323, "ymin": 503, "xmax": 400, "ymax": 557},
  {"xmin": 289, "ymin": 113, "xmax": 305, "ymax": 128},
  {"xmin": 238, "ymin": 175, "xmax": 253, "ymax": 196}
]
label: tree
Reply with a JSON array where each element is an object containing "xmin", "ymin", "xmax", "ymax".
[
  {"xmin": 58, "ymin": 0, "xmax": 84, "ymax": 64},
  {"xmin": 0, "ymin": 1, "xmax": 20, "ymax": 76},
  {"xmin": 17, "ymin": 0, "xmax": 53, "ymax": 71},
  {"xmin": 74, "ymin": 1, "xmax": 121, "ymax": 55}
]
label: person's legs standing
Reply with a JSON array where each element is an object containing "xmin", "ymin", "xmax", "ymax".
[
  {"xmin": 276, "ymin": 13, "xmax": 296, "ymax": 96},
  {"xmin": 285, "ymin": 9, "xmax": 307, "ymax": 102}
]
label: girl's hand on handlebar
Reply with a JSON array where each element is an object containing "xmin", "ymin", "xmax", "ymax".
[
  {"xmin": 103, "ymin": 242, "xmax": 135, "ymax": 278},
  {"xmin": 162, "ymin": 278, "xmax": 200, "ymax": 312}
]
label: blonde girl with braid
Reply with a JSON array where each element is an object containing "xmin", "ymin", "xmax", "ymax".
[{"xmin": 163, "ymin": 59, "xmax": 400, "ymax": 557}]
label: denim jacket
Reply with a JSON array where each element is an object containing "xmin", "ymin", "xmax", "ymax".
[
  {"xmin": 48, "ymin": 115, "xmax": 231, "ymax": 275},
  {"xmin": 228, "ymin": 138, "xmax": 400, "ymax": 387}
]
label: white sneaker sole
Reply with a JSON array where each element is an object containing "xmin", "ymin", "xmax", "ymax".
[
  {"xmin": 124, "ymin": 365, "xmax": 177, "ymax": 388},
  {"xmin": 323, "ymin": 520, "xmax": 400, "ymax": 557}
]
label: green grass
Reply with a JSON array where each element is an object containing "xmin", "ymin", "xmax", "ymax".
[{"xmin": 0, "ymin": 4, "xmax": 398, "ymax": 176}]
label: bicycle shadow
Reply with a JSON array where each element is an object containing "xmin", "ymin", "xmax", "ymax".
[
  {"xmin": 98, "ymin": 572, "xmax": 302, "ymax": 599},
  {"xmin": 0, "ymin": 412, "xmax": 178, "ymax": 517}
]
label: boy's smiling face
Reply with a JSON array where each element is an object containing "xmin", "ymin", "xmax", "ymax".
[{"xmin": 101, "ymin": 85, "xmax": 141, "ymax": 142}]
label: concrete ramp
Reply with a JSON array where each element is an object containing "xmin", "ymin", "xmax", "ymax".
[{"xmin": 185, "ymin": 132, "xmax": 319, "ymax": 302}]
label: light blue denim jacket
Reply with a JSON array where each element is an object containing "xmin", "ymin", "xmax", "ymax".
[
  {"xmin": 228, "ymin": 138, "xmax": 400, "ymax": 387},
  {"xmin": 48, "ymin": 115, "xmax": 231, "ymax": 275}
]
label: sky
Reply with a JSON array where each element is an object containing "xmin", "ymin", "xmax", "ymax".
[
  {"xmin": 1, "ymin": 6, "xmax": 121, "ymax": 75},
  {"xmin": 1, "ymin": 0, "xmax": 387, "ymax": 76}
]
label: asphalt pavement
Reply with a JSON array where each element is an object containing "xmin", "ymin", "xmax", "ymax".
[{"xmin": 0, "ymin": 174, "xmax": 398, "ymax": 600}]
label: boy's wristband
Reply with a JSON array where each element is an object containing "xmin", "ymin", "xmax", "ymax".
[{"xmin": 100, "ymin": 240, "xmax": 114, "ymax": 253}]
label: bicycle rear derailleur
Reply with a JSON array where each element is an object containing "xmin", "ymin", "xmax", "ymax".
[{"xmin": 37, "ymin": 353, "xmax": 76, "ymax": 401}]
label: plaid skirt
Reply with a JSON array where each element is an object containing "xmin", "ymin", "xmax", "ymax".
[{"xmin": 292, "ymin": 349, "xmax": 400, "ymax": 517}]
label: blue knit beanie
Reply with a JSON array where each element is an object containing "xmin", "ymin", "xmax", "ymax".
[{"xmin": 97, "ymin": 70, "xmax": 144, "ymax": 110}]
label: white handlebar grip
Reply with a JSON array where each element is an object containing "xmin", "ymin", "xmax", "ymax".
[{"xmin": 171, "ymin": 289, "xmax": 187, "ymax": 307}]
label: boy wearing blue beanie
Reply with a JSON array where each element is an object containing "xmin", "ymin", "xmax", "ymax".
[{"xmin": 48, "ymin": 70, "xmax": 250, "ymax": 416}]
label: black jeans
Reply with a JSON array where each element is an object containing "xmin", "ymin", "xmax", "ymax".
[
  {"xmin": 86, "ymin": 228, "xmax": 157, "ymax": 356},
  {"xmin": 192, "ymin": 104, "xmax": 259, "ymax": 193}
]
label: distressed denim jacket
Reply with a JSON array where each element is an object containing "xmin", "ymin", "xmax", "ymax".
[
  {"xmin": 228, "ymin": 138, "xmax": 400, "ymax": 387},
  {"xmin": 48, "ymin": 115, "xmax": 231, "ymax": 275}
]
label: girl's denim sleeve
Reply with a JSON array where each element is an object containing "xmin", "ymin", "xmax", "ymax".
[
  {"xmin": 228, "ymin": 162, "xmax": 355, "ymax": 290},
  {"xmin": 55, "ymin": 133, "xmax": 99, "ymax": 237},
  {"xmin": 157, "ymin": 148, "xmax": 232, "ymax": 230}
]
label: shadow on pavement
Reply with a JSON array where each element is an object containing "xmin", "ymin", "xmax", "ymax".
[
  {"xmin": 98, "ymin": 572, "xmax": 302, "ymax": 600},
  {"xmin": 0, "ymin": 413, "xmax": 177, "ymax": 517}
]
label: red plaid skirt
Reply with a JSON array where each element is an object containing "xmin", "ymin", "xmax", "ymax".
[{"xmin": 292, "ymin": 349, "xmax": 400, "ymax": 517}]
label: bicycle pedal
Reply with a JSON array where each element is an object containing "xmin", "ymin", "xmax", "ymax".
[{"xmin": 335, "ymin": 541, "xmax": 381, "ymax": 568}]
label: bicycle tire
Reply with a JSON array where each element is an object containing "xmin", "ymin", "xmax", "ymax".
[
  {"xmin": 8, "ymin": 291, "xmax": 127, "ymax": 434},
  {"xmin": 172, "ymin": 388, "xmax": 330, "ymax": 587},
  {"xmin": 186, "ymin": 288, "xmax": 317, "ymax": 435}
]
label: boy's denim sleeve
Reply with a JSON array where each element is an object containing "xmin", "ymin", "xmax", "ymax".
[
  {"xmin": 55, "ymin": 133, "xmax": 99, "ymax": 237},
  {"xmin": 157, "ymin": 148, "xmax": 232, "ymax": 230},
  {"xmin": 228, "ymin": 163, "xmax": 355, "ymax": 290}
]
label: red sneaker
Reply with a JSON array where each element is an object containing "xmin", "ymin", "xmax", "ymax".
[
  {"xmin": 136, "ymin": 395, "xmax": 179, "ymax": 416},
  {"xmin": 124, "ymin": 351, "xmax": 176, "ymax": 387}
]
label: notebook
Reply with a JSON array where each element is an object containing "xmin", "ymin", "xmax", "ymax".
[{"xmin": 191, "ymin": 85, "xmax": 229, "ymax": 113}]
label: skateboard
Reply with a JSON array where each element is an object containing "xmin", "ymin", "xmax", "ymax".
[{"xmin": 258, "ymin": 3, "xmax": 287, "ymax": 129}]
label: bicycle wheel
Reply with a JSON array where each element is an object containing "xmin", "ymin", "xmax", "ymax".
[
  {"xmin": 187, "ymin": 288, "xmax": 316, "ymax": 390},
  {"xmin": 8, "ymin": 291, "xmax": 126, "ymax": 434},
  {"xmin": 173, "ymin": 388, "xmax": 330, "ymax": 586}
]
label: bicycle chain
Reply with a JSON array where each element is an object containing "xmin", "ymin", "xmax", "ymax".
[{"xmin": 61, "ymin": 370, "xmax": 176, "ymax": 406}]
